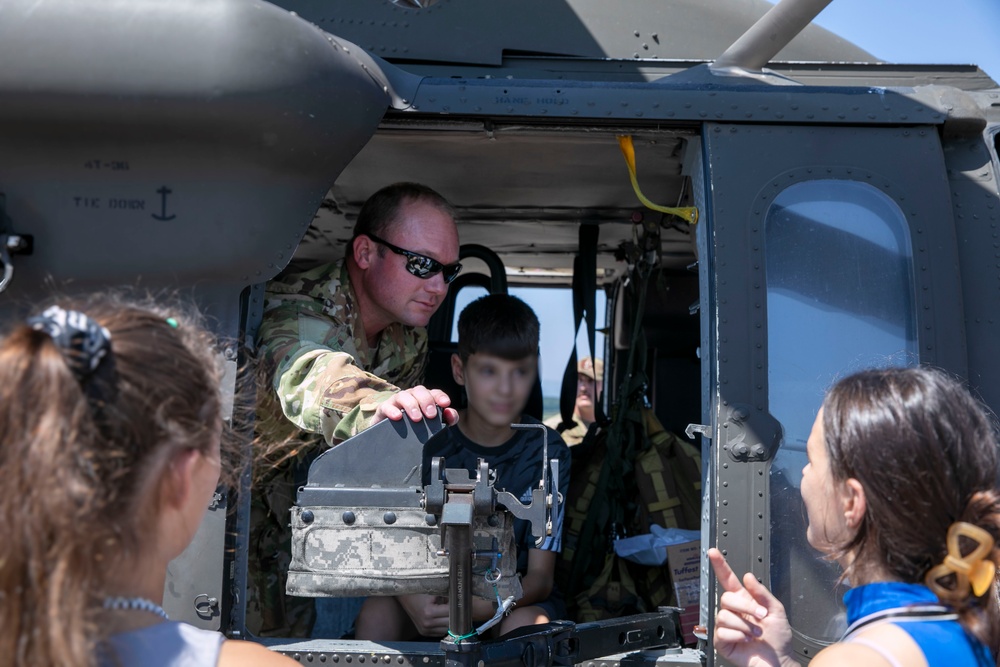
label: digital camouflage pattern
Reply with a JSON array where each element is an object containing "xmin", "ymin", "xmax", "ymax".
[
  {"xmin": 287, "ymin": 506, "xmax": 523, "ymax": 601},
  {"xmin": 249, "ymin": 259, "xmax": 428, "ymax": 637},
  {"xmin": 256, "ymin": 259, "xmax": 427, "ymax": 450}
]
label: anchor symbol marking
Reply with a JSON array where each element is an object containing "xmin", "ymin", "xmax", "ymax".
[{"xmin": 152, "ymin": 186, "xmax": 176, "ymax": 221}]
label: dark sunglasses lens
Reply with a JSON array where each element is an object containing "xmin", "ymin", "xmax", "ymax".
[
  {"xmin": 405, "ymin": 255, "xmax": 462, "ymax": 284},
  {"xmin": 406, "ymin": 255, "xmax": 436, "ymax": 278},
  {"xmin": 443, "ymin": 263, "xmax": 462, "ymax": 284}
]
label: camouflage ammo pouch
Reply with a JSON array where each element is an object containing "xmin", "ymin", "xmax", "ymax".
[
  {"xmin": 286, "ymin": 506, "xmax": 523, "ymax": 601},
  {"xmin": 636, "ymin": 409, "xmax": 702, "ymax": 533},
  {"xmin": 285, "ymin": 415, "xmax": 523, "ymax": 602},
  {"xmin": 631, "ymin": 409, "xmax": 702, "ymax": 612}
]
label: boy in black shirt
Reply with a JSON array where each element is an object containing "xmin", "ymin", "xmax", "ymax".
[{"xmin": 355, "ymin": 294, "xmax": 570, "ymax": 639}]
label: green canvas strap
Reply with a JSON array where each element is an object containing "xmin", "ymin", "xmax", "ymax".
[{"xmin": 567, "ymin": 245, "xmax": 655, "ymax": 597}]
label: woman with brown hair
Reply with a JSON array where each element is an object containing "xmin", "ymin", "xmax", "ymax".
[
  {"xmin": 711, "ymin": 366, "xmax": 999, "ymax": 667},
  {"xmin": 0, "ymin": 296, "xmax": 296, "ymax": 667}
]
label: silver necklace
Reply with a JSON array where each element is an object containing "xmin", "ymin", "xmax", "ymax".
[{"xmin": 103, "ymin": 596, "xmax": 170, "ymax": 620}]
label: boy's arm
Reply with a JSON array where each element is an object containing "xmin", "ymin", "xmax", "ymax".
[
  {"xmin": 469, "ymin": 550, "xmax": 556, "ymax": 624},
  {"xmin": 516, "ymin": 549, "xmax": 557, "ymax": 605},
  {"xmin": 471, "ymin": 595, "xmax": 498, "ymax": 623},
  {"xmin": 470, "ymin": 549, "xmax": 559, "ymax": 622}
]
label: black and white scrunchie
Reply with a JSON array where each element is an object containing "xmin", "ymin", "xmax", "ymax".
[{"xmin": 27, "ymin": 305, "xmax": 112, "ymax": 380}]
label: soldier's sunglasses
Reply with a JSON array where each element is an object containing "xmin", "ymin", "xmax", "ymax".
[{"xmin": 365, "ymin": 232, "xmax": 463, "ymax": 284}]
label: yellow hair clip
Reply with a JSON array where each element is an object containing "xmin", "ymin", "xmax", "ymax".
[{"xmin": 925, "ymin": 522, "xmax": 997, "ymax": 601}]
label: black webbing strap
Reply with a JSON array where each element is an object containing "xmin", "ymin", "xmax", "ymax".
[
  {"xmin": 566, "ymin": 248, "xmax": 654, "ymax": 598},
  {"xmin": 558, "ymin": 223, "xmax": 603, "ymax": 431}
]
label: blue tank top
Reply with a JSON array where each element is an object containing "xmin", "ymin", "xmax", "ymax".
[
  {"xmin": 102, "ymin": 621, "xmax": 224, "ymax": 667},
  {"xmin": 843, "ymin": 582, "xmax": 993, "ymax": 667}
]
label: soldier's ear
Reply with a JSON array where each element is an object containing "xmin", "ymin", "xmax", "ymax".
[
  {"xmin": 353, "ymin": 235, "xmax": 374, "ymax": 269},
  {"xmin": 451, "ymin": 353, "xmax": 466, "ymax": 386}
]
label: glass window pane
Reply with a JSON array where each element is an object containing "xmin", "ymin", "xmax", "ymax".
[{"xmin": 765, "ymin": 180, "xmax": 917, "ymax": 642}]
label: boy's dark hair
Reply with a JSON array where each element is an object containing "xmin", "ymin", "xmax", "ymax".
[{"xmin": 457, "ymin": 294, "xmax": 539, "ymax": 362}]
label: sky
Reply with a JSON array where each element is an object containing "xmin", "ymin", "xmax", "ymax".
[{"xmin": 798, "ymin": 0, "xmax": 1000, "ymax": 81}]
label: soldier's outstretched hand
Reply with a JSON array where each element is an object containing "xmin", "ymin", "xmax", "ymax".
[
  {"xmin": 708, "ymin": 548, "xmax": 799, "ymax": 667},
  {"xmin": 372, "ymin": 385, "xmax": 459, "ymax": 426}
]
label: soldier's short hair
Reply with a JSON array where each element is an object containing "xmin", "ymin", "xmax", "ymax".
[
  {"xmin": 353, "ymin": 182, "xmax": 456, "ymax": 241},
  {"xmin": 457, "ymin": 294, "xmax": 539, "ymax": 362}
]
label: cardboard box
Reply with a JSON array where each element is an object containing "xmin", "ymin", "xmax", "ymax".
[{"xmin": 666, "ymin": 539, "xmax": 701, "ymax": 645}]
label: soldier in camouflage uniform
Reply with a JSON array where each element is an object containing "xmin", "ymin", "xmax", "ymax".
[
  {"xmin": 544, "ymin": 357, "xmax": 603, "ymax": 446},
  {"xmin": 249, "ymin": 182, "xmax": 462, "ymax": 637}
]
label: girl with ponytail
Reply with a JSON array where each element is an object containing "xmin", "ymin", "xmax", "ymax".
[
  {"xmin": 0, "ymin": 295, "xmax": 295, "ymax": 667},
  {"xmin": 710, "ymin": 366, "xmax": 1000, "ymax": 667}
]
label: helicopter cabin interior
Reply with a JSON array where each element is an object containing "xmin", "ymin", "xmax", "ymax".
[
  {"xmin": 286, "ymin": 120, "xmax": 702, "ymax": 437},
  {"xmin": 258, "ymin": 119, "xmax": 706, "ymax": 636}
]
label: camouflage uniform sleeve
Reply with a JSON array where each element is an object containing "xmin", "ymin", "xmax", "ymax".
[
  {"xmin": 331, "ymin": 331, "xmax": 429, "ymax": 440},
  {"xmin": 259, "ymin": 301, "xmax": 400, "ymax": 445}
]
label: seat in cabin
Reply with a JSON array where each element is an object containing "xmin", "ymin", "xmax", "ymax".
[{"xmin": 423, "ymin": 244, "xmax": 544, "ymax": 420}]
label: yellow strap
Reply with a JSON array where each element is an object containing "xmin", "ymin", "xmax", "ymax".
[{"xmin": 617, "ymin": 135, "xmax": 699, "ymax": 224}]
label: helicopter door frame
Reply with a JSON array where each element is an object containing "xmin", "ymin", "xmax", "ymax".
[{"xmin": 701, "ymin": 122, "xmax": 965, "ymax": 665}]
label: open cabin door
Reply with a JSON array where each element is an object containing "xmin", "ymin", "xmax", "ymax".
[
  {"xmin": 0, "ymin": 0, "xmax": 397, "ymax": 631},
  {"xmin": 702, "ymin": 123, "xmax": 964, "ymax": 664}
]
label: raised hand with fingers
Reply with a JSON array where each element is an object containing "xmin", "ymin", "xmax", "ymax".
[{"xmin": 708, "ymin": 548, "xmax": 800, "ymax": 667}]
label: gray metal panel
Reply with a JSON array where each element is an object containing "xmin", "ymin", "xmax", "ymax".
[
  {"xmin": 296, "ymin": 487, "xmax": 426, "ymax": 507},
  {"xmin": 686, "ymin": 137, "xmax": 715, "ymax": 639},
  {"xmin": 304, "ymin": 412, "xmax": 444, "ymax": 489},
  {"xmin": 0, "ymin": 0, "xmax": 390, "ymax": 301},
  {"xmin": 164, "ymin": 495, "xmax": 229, "ymax": 628},
  {"xmin": 270, "ymin": 0, "xmax": 874, "ymax": 66},
  {"xmin": 358, "ymin": 58, "xmax": 999, "ymax": 90},
  {"xmin": 400, "ymin": 75, "xmax": 972, "ymax": 127},
  {"xmin": 259, "ymin": 612, "xmax": 685, "ymax": 664},
  {"xmin": 703, "ymin": 123, "xmax": 963, "ymax": 664},
  {"xmin": 945, "ymin": 132, "xmax": 1000, "ymax": 413}
]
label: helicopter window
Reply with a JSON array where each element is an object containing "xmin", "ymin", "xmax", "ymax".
[{"xmin": 764, "ymin": 179, "xmax": 917, "ymax": 643}]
